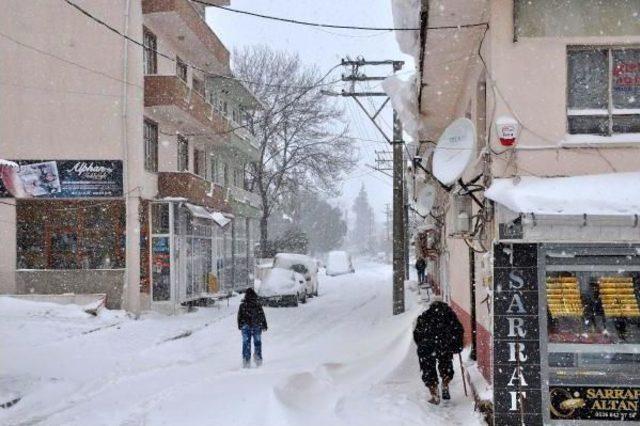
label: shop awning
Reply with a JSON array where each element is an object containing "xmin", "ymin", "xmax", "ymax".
[
  {"xmin": 184, "ymin": 203, "xmax": 213, "ymax": 220},
  {"xmin": 211, "ymin": 212, "xmax": 232, "ymax": 228},
  {"xmin": 485, "ymin": 173, "xmax": 640, "ymax": 216}
]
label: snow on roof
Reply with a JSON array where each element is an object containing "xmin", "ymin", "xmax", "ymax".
[{"xmin": 485, "ymin": 173, "xmax": 640, "ymax": 216}]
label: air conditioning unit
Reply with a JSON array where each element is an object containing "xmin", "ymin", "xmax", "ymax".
[{"xmin": 449, "ymin": 194, "xmax": 472, "ymax": 237}]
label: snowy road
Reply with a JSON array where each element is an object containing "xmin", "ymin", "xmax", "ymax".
[{"xmin": 0, "ymin": 261, "xmax": 483, "ymax": 426}]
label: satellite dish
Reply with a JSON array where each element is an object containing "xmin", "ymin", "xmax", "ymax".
[
  {"xmin": 412, "ymin": 181, "xmax": 435, "ymax": 217},
  {"xmin": 432, "ymin": 118, "xmax": 477, "ymax": 186}
]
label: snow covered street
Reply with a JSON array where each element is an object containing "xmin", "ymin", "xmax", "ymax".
[{"xmin": 0, "ymin": 261, "xmax": 483, "ymax": 426}]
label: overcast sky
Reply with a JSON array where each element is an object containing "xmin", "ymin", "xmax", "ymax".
[{"xmin": 207, "ymin": 0, "xmax": 414, "ymax": 224}]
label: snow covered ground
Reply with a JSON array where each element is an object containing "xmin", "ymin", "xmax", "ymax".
[{"xmin": 0, "ymin": 261, "xmax": 483, "ymax": 426}]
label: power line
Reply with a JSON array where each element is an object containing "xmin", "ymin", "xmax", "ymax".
[
  {"xmin": 61, "ymin": 0, "xmax": 338, "ymax": 91},
  {"xmin": 200, "ymin": 2, "xmax": 488, "ymax": 32}
]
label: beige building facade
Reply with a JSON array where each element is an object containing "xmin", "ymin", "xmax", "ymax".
[
  {"xmin": 0, "ymin": 0, "xmax": 261, "ymax": 313},
  {"xmin": 395, "ymin": 0, "xmax": 640, "ymax": 423}
]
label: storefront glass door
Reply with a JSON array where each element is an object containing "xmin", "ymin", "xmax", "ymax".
[{"xmin": 542, "ymin": 244, "xmax": 640, "ymax": 423}]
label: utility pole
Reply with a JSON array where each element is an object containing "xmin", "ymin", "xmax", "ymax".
[
  {"xmin": 392, "ymin": 97, "xmax": 405, "ymax": 314},
  {"xmin": 323, "ymin": 57, "xmax": 406, "ymax": 314}
]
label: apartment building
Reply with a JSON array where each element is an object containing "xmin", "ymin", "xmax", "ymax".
[
  {"xmin": 0, "ymin": 0, "xmax": 262, "ymax": 313},
  {"xmin": 390, "ymin": 0, "xmax": 640, "ymax": 424}
]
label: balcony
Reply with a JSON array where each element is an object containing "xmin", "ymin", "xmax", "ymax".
[
  {"xmin": 157, "ymin": 172, "xmax": 232, "ymax": 213},
  {"xmin": 230, "ymin": 127, "xmax": 260, "ymax": 161},
  {"xmin": 144, "ymin": 75, "xmax": 230, "ymax": 140},
  {"xmin": 142, "ymin": 0, "xmax": 230, "ymax": 73},
  {"xmin": 228, "ymin": 186, "xmax": 262, "ymax": 210}
]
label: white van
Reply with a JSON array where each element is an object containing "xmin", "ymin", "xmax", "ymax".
[
  {"xmin": 273, "ymin": 253, "xmax": 320, "ymax": 298},
  {"xmin": 326, "ymin": 251, "xmax": 355, "ymax": 276}
]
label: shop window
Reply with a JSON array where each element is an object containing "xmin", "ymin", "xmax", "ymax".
[
  {"xmin": 143, "ymin": 119, "xmax": 158, "ymax": 173},
  {"xmin": 151, "ymin": 203, "xmax": 170, "ymax": 234},
  {"xmin": 177, "ymin": 135, "xmax": 189, "ymax": 172},
  {"xmin": 568, "ymin": 47, "xmax": 640, "ymax": 135},
  {"xmin": 544, "ymin": 247, "xmax": 640, "ymax": 387},
  {"xmin": 143, "ymin": 28, "xmax": 157, "ymax": 75},
  {"xmin": 17, "ymin": 200, "xmax": 125, "ymax": 270},
  {"xmin": 176, "ymin": 56, "xmax": 188, "ymax": 83}
]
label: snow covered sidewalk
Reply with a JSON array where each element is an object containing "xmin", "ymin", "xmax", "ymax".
[{"xmin": 0, "ymin": 261, "xmax": 483, "ymax": 426}]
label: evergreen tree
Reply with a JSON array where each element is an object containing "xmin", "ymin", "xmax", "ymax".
[{"xmin": 351, "ymin": 184, "xmax": 376, "ymax": 254}]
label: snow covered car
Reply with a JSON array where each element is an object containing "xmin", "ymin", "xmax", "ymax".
[
  {"xmin": 273, "ymin": 253, "xmax": 319, "ymax": 298},
  {"xmin": 325, "ymin": 251, "xmax": 355, "ymax": 276},
  {"xmin": 256, "ymin": 267, "xmax": 307, "ymax": 307}
]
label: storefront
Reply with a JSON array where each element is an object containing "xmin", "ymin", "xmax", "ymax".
[
  {"xmin": 149, "ymin": 201, "xmax": 231, "ymax": 310},
  {"xmin": 1, "ymin": 160, "xmax": 126, "ymax": 308},
  {"xmin": 488, "ymin": 174, "xmax": 640, "ymax": 425}
]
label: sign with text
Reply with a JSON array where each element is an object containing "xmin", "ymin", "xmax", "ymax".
[
  {"xmin": 0, "ymin": 160, "xmax": 123, "ymax": 198},
  {"xmin": 550, "ymin": 386, "xmax": 640, "ymax": 422},
  {"xmin": 493, "ymin": 243, "xmax": 543, "ymax": 425}
]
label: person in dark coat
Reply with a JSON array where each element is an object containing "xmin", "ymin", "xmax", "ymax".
[
  {"xmin": 413, "ymin": 297, "xmax": 464, "ymax": 405},
  {"xmin": 237, "ymin": 288, "xmax": 268, "ymax": 368},
  {"xmin": 415, "ymin": 258, "xmax": 427, "ymax": 284}
]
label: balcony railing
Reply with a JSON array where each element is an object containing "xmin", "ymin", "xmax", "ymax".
[
  {"xmin": 157, "ymin": 172, "xmax": 232, "ymax": 213},
  {"xmin": 145, "ymin": 75, "xmax": 230, "ymax": 135},
  {"xmin": 228, "ymin": 186, "xmax": 262, "ymax": 210},
  {"xmin": 142, "ymin": 0, "xmax": 230, "ymax": 67}
]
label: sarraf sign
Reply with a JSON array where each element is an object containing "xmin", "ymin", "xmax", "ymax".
[
  {"xmin": 493, "ymin": 243, "xmax": 543, "ymax": 425},
  {"xmin": 0, "ymin": 160, "xmax": 123, "ymax": 198}
]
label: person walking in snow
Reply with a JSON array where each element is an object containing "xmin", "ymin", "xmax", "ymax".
[
  {"xmin": 415, "ymin": 257, "xmax": 426, "ymax": 285},
  {"xmin": 413, "ymin": 296, "xmax": 464, "ymax": 405},
  {"xmin": 237, "ymin": 288, "xmax": 268, "ymax": 368}
]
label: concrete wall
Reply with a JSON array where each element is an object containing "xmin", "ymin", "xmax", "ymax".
[{"xmin": 16, "ymin": 270, "xmax": 125, "ymax": 309}]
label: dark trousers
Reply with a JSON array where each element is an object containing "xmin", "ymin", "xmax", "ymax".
[
  {"xmin": 417, "ymin": 269, "xmax": 426, "ymax": 284},
  {"xmin": 241, "ymin": 325, "xmax": 262, "ymax": 361},
  {"xmin": 417, "ymin": 348, "xmax": 454, "ymax": 388}
]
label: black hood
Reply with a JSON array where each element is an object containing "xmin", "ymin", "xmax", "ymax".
[{"xmin": 244, "ymin": 288, "xmax": 258, "ymax": 302}]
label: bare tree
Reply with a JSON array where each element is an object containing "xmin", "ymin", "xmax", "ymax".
[{"xmin": 233, "ymin": 45, "xmax": 357, "ymax": 254}]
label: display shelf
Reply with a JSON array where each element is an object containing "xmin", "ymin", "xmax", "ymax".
[
  {"xmin": 598, "ymin": 277, "xmax": 640, "ymax": 318},
  {"xmin": 547, "ymin": 277, "xmax": 583, "ymax": 318}
]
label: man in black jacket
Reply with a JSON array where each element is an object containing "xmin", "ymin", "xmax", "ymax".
[
  {"xmin": 237, "ymin": 288, "xmax": 268, "ymax": 368},
  {"xmin": 413, "ymin": 297, "xmax": 464, "ymax": 405}
]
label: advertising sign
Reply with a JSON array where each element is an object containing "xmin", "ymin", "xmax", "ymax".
[
  {"xmin": 493, "ymin": 243, "xmax": 543, "ymax": 425},
  {"xmin": 0, "ymin": 160, "xmax": 123, "ymax": 198},
  {"xmin": 550, "ymin": 386, "xmax": 640, "ymax": 422}
]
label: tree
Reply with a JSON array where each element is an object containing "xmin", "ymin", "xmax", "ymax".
[
  {"xmin": 267, "ymin": 191, "xmax": 347, "ymax": 255},
  {"xmin": 233, "ymin": 46, "xmax": 357, "ymax": 255},
  {"xmin": 352, "ymin": 184, "xmax": 376, "ymax": 254}
]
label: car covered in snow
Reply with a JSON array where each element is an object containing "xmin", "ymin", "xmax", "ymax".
[
  {"xmin": 325, "ymin": 251, "xmax": 355, "ymax": 276},
  {"xmin": 273, "ymin": 253, "xmax": 319, "ymax": 298},
  {"xmin": 256, "ymin": 267, "xmax": 307, "ymax": 307}
]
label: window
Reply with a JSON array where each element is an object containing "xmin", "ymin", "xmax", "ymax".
[
  {"xmin": 17, "ymin": 200, "xmax": 125, "ymax": 270},
  {"xmin": 143, "ymin": 119, "xmax": 158, "ymax": 172},
  {"xmin": 177, "ymin": 135, "xmax": 189, "ymax": 172},
  {"xmin": 210, "ymin": 156, "xmax": 219, "ymax": 183},
  {"xmin": 232, "ymin": 107, "xmax": 239, "ymax": 124},
  {"xmin": 194, "ymin": 148, "xmax": 206, "ymax": 178},
  {"xmin": 223, "ymin": 163, "xmax": 229, "ymax": 187},
  {"xmin": 143, "ymin": 29, "xmax": 157, "ymax": 75},
  {"xmin": 193, "ymin": 77, "xmax": 205, "ymax": 97},
  {"xmin": 567, "ymin": 47, "xmax": 640, "ymax": 135},
  {"xmin": 176, "ymin": 56, "xmax": 188, "ymax": 82},
  {"xmin": 515, "ymin": 1, "xmax": 640, "ymax": 39}
]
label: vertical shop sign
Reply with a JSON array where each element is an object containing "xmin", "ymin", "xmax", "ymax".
[{"xmin": 493, "ymin": 243, "xmax": 543, "ymax": 425}]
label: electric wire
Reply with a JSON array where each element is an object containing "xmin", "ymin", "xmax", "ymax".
[{"xmin": 199, "ymin": 2, "xmax": 489, "ymax": 32}]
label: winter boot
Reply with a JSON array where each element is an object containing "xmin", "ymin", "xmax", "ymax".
[
  {"xmin": 242, "ymin": 359, "xmax": 250, "ymax": 369},
  {"xmin": 427, "ymin": 386, "xmax": 441, "ymax": 405},
  {"xmin": 441, "ymin": 385, "xmax": 451, "ymax": 400},
  {"xmin": 254, "ymin": 355, "xmax": 263, "ymax": 367}
]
